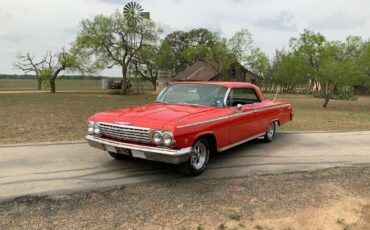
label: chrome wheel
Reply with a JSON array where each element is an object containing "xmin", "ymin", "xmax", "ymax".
[
  {"xmin": 263, "ymin": 122, "xmax": 276, "ymax": 142},
  {"xmin": 190, "ymin": 141, "xmax": 207, "ymax": 170},
  {"xmin": 267, "ymin": 123, "xmax": 275, "ymax": 138},
  {"xmin": 178, "ymin": 137, "xmax": 211, "ymax": 176}
]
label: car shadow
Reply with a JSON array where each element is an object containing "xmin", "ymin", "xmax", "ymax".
[{"xmin": 98, "ymin": 135, "xmax": 283, "ymax": 179}]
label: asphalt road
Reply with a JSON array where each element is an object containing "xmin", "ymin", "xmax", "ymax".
[{"xmin": 0, "ymin": 131, "xmax": 369, "ymax": 200}]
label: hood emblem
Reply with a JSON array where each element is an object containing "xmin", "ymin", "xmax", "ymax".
[{"xmin": 114, "ymin": 122, "xmax": 131, "ymax": 126}]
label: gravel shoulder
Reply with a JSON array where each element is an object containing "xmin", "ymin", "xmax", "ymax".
[{"xmin": 1, "ymin": 167, "xmax": 369, "ymax": 230}]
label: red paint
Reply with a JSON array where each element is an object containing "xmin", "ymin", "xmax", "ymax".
[{"xmin": 88, "ymin": 82, "xmax": 293, "ymax": 151}]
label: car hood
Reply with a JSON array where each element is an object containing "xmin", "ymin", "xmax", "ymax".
[{"xmin": 89, "ymin": 103, "xmax": 217, "ymax": 130}]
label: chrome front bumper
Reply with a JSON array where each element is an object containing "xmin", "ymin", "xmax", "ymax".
[{"xmin": 85, "ymin": 135, "xmax": 191, "ymax": 164}]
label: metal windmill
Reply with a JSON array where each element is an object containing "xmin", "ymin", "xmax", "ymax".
[
  {"xmin": 123, "ymin": 2, "xmax": 150, "ymax": 93},
  {"xmin": 123, "ymin": 1, "xmax": 150, "ymax": 24}
]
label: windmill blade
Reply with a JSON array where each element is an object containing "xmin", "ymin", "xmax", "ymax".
[{"xmin": 123, "ymin": 1, "xmax": 146, "ymax": 23}]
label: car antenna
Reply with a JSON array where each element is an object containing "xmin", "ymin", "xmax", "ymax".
[{"xmin": 273, "ymin": 89, "xmax": 279, "ymax": 101}]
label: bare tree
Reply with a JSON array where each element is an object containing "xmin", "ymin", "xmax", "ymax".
[
  {"xmin": 13, "ymin": 53, "xmax": 45, "ymax": 90},
  {"xmin": 42, "ymin": 49, "xmax": 85, "ymax": 93}
]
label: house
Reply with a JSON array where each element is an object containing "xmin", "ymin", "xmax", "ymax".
[{"xmin": 172, "ymin": 61, "xmax": 262, "ymax": 85}]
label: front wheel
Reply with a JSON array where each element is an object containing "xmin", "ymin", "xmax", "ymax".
[
  {"xmin": 263, "ymin": 122, "xmax": 276, "ymax": 142},
  {"xmin": 178, "ymin": 138, "xmax": 210, "ymax": 177}
]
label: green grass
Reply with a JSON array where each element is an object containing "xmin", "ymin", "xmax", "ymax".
[{"xmin": 0, "ymin": 92, "xmax": 369, "ymax": 144}]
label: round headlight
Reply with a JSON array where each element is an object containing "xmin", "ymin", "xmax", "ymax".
[
  {"xmin": 88, "ymin": 127, "xmax": 94, "ymax": 134},
  {"xmin": 152, "ymin": 131, "xmax": 163, "ymax": 144},
  {"xmin": 93, "ymin": 127, "xmax": 101, "ymax": 135},
  {"xmin": 163, "ymin": 132, "xmax": 173, "ymax": 146},
  {"xmin": 88, "ymin": 121, "xmax": 96, "ymax": 134}
]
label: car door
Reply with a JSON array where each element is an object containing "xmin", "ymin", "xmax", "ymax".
[{"xmin": 226, "ymin": 87, "xmax": 262, "ymax": 144}]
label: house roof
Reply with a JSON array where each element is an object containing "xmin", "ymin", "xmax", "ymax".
[
  {"xmin": 172, "ymin": 61, "xmax": 262, "ymax": 81},
  {"xmin": 170, "ymin": 81, "xmax": 257, "ymax": 88},
  {"xmin": 172, "ymin": 61, "xmax": 217, "ymax": 81}
]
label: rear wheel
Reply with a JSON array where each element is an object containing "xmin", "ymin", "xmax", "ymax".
[
  {"xmin": 108, "ymin": 151, "xmax": 130, "ymax": 160},
  {"xmin": 263, "ymin": 122, "xmax": 276, "ymax": 142},
  {"xmin": 178, "ymin": 138, "xmax": 210, "ymax": 177}
]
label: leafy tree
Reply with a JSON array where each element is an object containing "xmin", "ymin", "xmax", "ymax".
[
  {"xmin": 273, "ymin": 50, "xmax": 309, "ymax": 92},
  {"xmin": 163, "ymin": 28, "xmax": 217, "ymax": 75},
  {"xmin": 286, "ymin": 30, "xmax": 368, "ymax": 107},
  {"xmin": 206, "ymin": 29, "xmax": 255, "ymax": 78},
  {"xmin": 289, "ymin": 29, "xmax": 326, "ymax": 87},
  {"xmin": 156, "ymin": 40, "xmax": 174, "ymax": 70},
  {"xmin": 39, "ymin": 67, "xmax": 53, "ymax": 87},
  {"xmin": 39, "ymin": 49, "xmax": 87, "ymax": 93},
  {"xmin": 134, "ymin": 45, "xmax": 160, "ymax": 89},
  {"xmin": 318, "ymin": 38, "xmax": 366, "ymax": 107},
  {"xmin": 245, "ymin": 48, "xmax": 270, "ymax": 79},
  {"xmin": 163, "ymin": 28, "xmax": 259, "ymax": 80},
  {"xmin": 73, "ymin": 10, "xmax": 161, "ymax": 94},
  {"xmin": 227, "ymin": 29, "xmax": 254, "ymax": 64},
  {"xmin": 356, "ymin": 39, "xmax": 370, "ymax": 89}
]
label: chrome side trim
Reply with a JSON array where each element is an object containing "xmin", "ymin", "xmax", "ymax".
[
  {"xmin": 218, "ymin": 132, "xmax": 266, "ymax": 152},
  {"xmin": 252, "ymin": 104, "xmax": 291, "ymax": 113},
  {"xmin": 86, "ymin": 135, "xmax": 192, "ymax": 156},
  {"xmin": 177, "ymin": 104, "xmax": 291, "ymax": 128}
]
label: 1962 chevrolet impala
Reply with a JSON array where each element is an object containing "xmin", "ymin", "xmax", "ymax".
[{"xmin": 86, "ymin": 82, "xmax": 293, "ymax": 176}]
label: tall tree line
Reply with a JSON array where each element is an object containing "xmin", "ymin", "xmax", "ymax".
[
  {"xmin": 13, "ymin": 8, "xmax": 370, "ymax": 106},
  {"xmin": 266, "ymin": 30, "xmax": 370, "ymax": 107}
]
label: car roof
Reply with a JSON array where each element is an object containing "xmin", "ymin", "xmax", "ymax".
[{"xmin": 170, "ymin": 81, "xmax": 257, "ymax": 88}]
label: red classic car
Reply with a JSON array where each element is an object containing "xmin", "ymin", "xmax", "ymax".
[{"xmin": 86, "ymin": 82, "xmax": 293, "ymax": 176}]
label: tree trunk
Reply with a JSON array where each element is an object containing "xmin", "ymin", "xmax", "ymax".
[
  {"xmin": 322, "ymin": 82, "xmax": 330, "ymax": 108},
  {"xmin": 323, "ymin": 95, "xmax": 330, "ymax": 108},
  {"xmin": 151, "ymin": 79, "xmax": 157, "ymax": 91},
  {"xmin": 37, "ymin": 78, "xmax": 42, "ymax": 90},
  {"xmin": 50, "ymin": 79, "xmax": 56, "ymax": 93},
  {"xmin": 121, "ymin": 66, "xmax": 129, "ymax": 95}
]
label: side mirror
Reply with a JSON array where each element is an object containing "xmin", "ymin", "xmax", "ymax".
[{"xmin": 236, "ymin": 104, "xmax": 243, "ymax": 111}]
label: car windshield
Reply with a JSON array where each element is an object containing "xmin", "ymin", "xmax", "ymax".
[{"xmin": 155, "ymin": 84, "xmax": 228, "ymax": 107}]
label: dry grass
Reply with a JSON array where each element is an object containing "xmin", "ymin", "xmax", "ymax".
[
  {"xmin": 0, "ymin": 79, "xmax": 154, "ymax": 91},
  {"xmin": 0, "ymin": 92, "xmax": 156, "ymax": 144},
  {"xmin": 265, "ymin": 94, "xmax": 370, "ymax": 131},
  {"xmin": 0, "ymin": 92, "xmax": 369, "ymax": 144}
]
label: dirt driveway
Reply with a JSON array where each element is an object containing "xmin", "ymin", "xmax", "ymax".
[{"xmin": 0, "ymin": 167, "xmax": 369, "ymax": 229}]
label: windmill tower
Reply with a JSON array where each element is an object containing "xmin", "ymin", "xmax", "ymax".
[{"xmin": 123, "ymin": 2, "xmax": 151, "ymax": 93}]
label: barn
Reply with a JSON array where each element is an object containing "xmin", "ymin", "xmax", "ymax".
[{"xmin": 172, "ymin": 61, "xmax": 262, "ymax": 85}]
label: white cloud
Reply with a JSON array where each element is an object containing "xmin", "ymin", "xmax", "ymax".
[{"xmin": 1, "ymin": 0, "xmax": 370, "ymax": 75}]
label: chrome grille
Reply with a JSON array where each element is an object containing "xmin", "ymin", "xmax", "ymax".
[{"xmin": 99, "ymin": 123, "xmax": 151, "ymax": 144}]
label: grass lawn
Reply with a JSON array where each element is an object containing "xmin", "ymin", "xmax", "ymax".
[
  {"xmin": 265, "ymin": 94, "xmax": 370, "ymax": 132},
  {"xmin": 0, "ymin": 92, "xmax": 156, "ymax": 144},
  {"xmin": 0, "ymin": 92, "xmax": 369, "ymax": 144}
]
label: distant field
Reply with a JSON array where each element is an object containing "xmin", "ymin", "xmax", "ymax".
[
  {"xmin": 0, "ymin": 79, "xmax": 155, "ymax": 91},
  {"xmin": 0, "ymin": 92, "xmax": 369, "ymax": 144},
  {"xmin": 0, "ymin": 79, "xmax": 101, "ymax": 90}
]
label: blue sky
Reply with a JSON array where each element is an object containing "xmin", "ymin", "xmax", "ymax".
[{"xmin": 1, "ymin": 0, "xmax": 369, "ymax": 76}]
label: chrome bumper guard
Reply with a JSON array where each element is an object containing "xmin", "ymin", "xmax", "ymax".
[{"xmin": 85, "ymin": 135, "xmax": 191, "ymax": 164}]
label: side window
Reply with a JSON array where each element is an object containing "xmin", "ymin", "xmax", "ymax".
[{"xmin": 227, "ymin": 88, "xmax": 260, "ymax": 107}]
